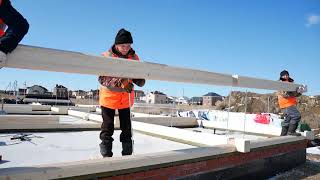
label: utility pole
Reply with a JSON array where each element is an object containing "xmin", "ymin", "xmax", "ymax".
[
  {"xmin": 13, "ymin": 80, "xmax": 18, "ymax": 104},
  {"xmin": 24, "ymin": 81, "xmax": 27, "ymax": 97}
]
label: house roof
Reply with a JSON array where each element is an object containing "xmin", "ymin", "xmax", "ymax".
[{"xmin": 203, "ymin": 92, "xmax": 221, "ymax": 97}]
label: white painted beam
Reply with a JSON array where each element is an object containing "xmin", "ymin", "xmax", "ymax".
[
  {"xmin": 5, "ymin": 45, "xmax": 304, "ymax": 91},
  {"xmin": 23, "ymin": 98, "xmax": 72, "ymax": 104},
  {"xmin": 0, "ymin": 115, "xmax": 59, "ymax": 124},
  {"xmin": 0, "ymin": 122, "xmax": 101, "ymax": 130},
  {"xmin": 2, "ymin": 105, "xmax": 32, "ymax": 114},
  {"xmin": 2, "ymin": 104, "xmax": 51, "ymax": 111},
  {"xmin": 133, "ymin": 117, "xmax": 198, "ymax": 127},
  {"xmin": 133, "ymin": 121, "xmax": 229, "ymax": 146},
  {"xmin": 51, "ymin": 107, "xmax": 69, "ymax": 115}
]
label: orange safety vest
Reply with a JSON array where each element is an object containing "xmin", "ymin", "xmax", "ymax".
[
  {"xmin": 277, "ymin": 80, "xmax": 297, "ymax": 109},
  {"xmin": 99, "ymin": 49, "xmax": 139, "ymax": 109}
]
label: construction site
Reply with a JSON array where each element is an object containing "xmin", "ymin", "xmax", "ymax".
[{"xmin": 0, "ymin": 45, "xmax": 319, "ymax": 180}]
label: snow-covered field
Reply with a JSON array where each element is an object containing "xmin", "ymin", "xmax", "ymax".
[{"xmin": 0, "ymin": 131, "xmax": 194, "ymax": 168}]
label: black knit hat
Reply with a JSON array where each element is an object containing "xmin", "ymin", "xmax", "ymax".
[
  {"xmin": 279, "ymin": 70, "xmax": 294, "ymax": 82},
  {"xmin": 280, "ymin": 70, "xmax": 289, "ymax": 77},
  {"xmin": 114, "ymin": 28, "xmax": 133, "ymax": 45}
]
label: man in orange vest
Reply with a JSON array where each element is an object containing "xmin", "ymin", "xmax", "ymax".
[
  {"xmin": 0, "ymin": 0, "xmax": 29, "ymax": 68},
  {"xmin": 98, "ymin": 28, "xmax": 145, "ymax": 157},
  {"xmin": 277, "ymin": 70, "xmax": 302, "ymax": 136}
]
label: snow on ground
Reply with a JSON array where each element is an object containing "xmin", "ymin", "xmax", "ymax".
[
  {"xmin": 307, "ymin": 146, "xmax": 320, "ymax": 155},
  {"xmin": 185, "ymin": 128, "xmax": 268, "ymax": 140},
  {"xmin": 0, "ymin": 131, "xmax": 194, "ymax": 168}
]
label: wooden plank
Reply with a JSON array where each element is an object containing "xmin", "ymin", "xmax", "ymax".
[
  {"xmin": 0, "ymin": 115, "xmax": 59, "ymax": 124},
  {"xmin": 2, "ymin": 105, "xmax": 32, "ymax": 114},
  {"xmin": 68, "ymin": 110, "xmax": 197, "ymax": 127},
  {"xmin": 23, "ymin": 98, "xmax": 72, "ymax": 104},
  {"xmin": 0, "ymin": 123, "xmax": 101, "ymax": 131},
  {"xmin": 2, "ymin": 104, "xmax": 51, "ymax": 111},
  {"xmin": 132, "ymin": 121, "xmax": 229, "ymax": 146},
  {"xmin": 133, "ymin": 117, "xmax": 198, "ymax": 127},
  {"xmin": 5, "ymin": 45, "xmax": 304, "ymax": 91}
]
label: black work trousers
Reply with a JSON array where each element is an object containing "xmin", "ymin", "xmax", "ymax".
[{"xmin": 99, "ymin": 106, "xmax": 132, "ymax": 143}]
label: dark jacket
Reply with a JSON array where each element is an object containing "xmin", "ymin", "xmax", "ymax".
[{"xmin": 0, "ymin": 0, "xmax": 29, "ymax": 53}]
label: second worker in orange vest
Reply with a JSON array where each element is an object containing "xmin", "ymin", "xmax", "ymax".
[
  {"xmin": 277, "ymin": 70, "xmax": 302, "ymax": 136},
  {"xmin": 98, "ymin": 28, "xmax": 145, "ymax": 157}
]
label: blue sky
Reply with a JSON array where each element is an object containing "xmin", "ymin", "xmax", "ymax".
[{"xmin": 1, "ymin": 0, "xmax": 319, "ymax": 97}]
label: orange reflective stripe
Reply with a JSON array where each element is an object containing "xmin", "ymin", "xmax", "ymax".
[
  {"xmin": 278, "ymin": 95, "xmax": 297, "ymax": 109},
  {"xmin": 277, "ymin": 79, "xmax": 297, "ymax": 109}
]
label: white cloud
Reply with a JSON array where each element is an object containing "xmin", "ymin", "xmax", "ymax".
[{"xmin": 306, "ymin": 14, "xmax": 320, "ymax": 27}]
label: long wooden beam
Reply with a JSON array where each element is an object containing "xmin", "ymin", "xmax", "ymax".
[{"xmin": 5, "ymin": 45, "xmax": 304, "ymax": 91}]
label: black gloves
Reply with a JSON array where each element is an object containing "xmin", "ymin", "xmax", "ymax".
[
  {"xmin": 120, "ymin": 79, "xmax": 134, "ymax": 93},
  {"xmin": 119, "ymin": 78, "xmax": 146, "ymax": 93},
  {"xmin": 132, "ymin": 79, "xmax": 146, "ymax": 87}
]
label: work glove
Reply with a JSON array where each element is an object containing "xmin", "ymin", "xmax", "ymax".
[
  {"xmin": 296, "ymin": 85, "xmax": 307, "ymax": 94},
  {"xmin": 132, "ymin": 79, "xmax": 146, "ymax": 87},
  {"xmin": 120, "ymin": 79, "xmax": 134, "ymax": 93}
]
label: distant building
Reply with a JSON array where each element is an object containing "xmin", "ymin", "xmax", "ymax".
[
  {"xmin": 24, "ymin": 85, "xmax": 72, "ymax": 105},
  {"xmin": 146, "ymin": 91, "xmax": 167, "ymax": 104},
  {"xmin": 26, "ymin": 85, "xmax": 49, "ymax": 95},
  {"xmin": 53, "ymin": 84, "xmax": 68, "ymax": 99},
  {"xmin": 176, "ymin": 96, "xmax": 189, "ymax": 104},
  {"xmin": 134, "ymin": 90, "xmax": 145, "ymax": 102},
  {"xmin": 189, "ymin": 97, "xmax": 203, "ymax": 105},
  {"xmin": 87, "ymin": 89, "xmax": 99, "ymax": 99},
  {"xmin": 72, "ymin": 90, "xmax": 87, "ymax": 99},
  {"xmin": 18, "ymin": 88, "xmax": 27, "ymax": 96},
  {"xmin": 202, "ymin": 92, "xmax": 223, "ymax": 106},
  {"xmin": 167, "ymin": 96, "xmax": 176, "ymax": 104}
]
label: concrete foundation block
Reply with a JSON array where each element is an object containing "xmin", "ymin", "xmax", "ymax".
[{"xmin": 235, "ymin": 138, "xmax": 251, "ymax": 153}]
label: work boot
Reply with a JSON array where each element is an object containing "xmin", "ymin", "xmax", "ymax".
[
  {"xmin": 280, "ymin": 126, "xmax": 289, "ymax": 136},
  {"xmin": 287, "ymin": 124, "xmax": 301, "ymax": 136},
  {"xmin": 99, "ymin": 141, "xmax": 113, "ymax": 157},
  {"xmin": 122, "ymin": 141, "xmax": 133, "ymax": 156},
  {"xmin": 0, "ymin": 51, "xmax": 6, "ymax": 69}
]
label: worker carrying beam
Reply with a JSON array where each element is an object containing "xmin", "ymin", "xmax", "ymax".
[
  {"xmin": 98, "ymin": 28, "xmax": 145, "ymax": 157},
  {"xmin": 0, "ymin": 0, "xmax": 29, "ymax": 68},
  {"xmin": 278, "ymin": 70, "xmax": 304, "ymax": 136}
]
